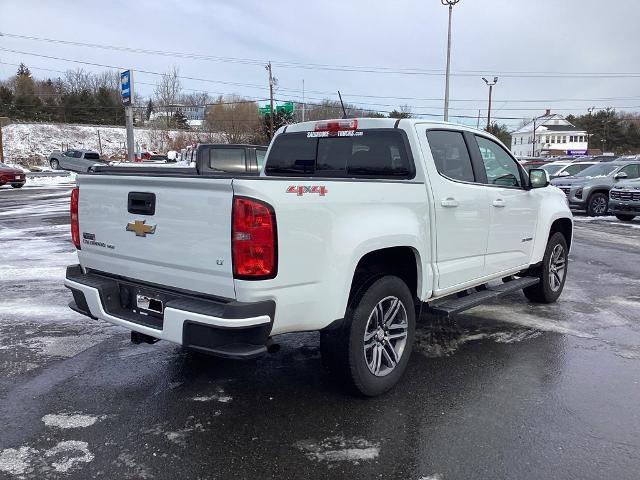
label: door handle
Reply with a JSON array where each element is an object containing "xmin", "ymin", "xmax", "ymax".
[
  {"xmin": 492, "ymin": 198, "xmax": 506, "ymax": 208},
  {"xmin": 441, "ymin": 198, "xmax": 459, "ymax": 208}
]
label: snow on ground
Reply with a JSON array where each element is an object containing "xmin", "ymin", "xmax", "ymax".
[
  {"xmin": 295, "ymin": 436, "xmax": 380, "ymax": 463},
  {"xmin": 22, "ymin": 173, "xmax": 76, "ymax": 188},
  {"xmin": 1, "ymin": 122, "xmax": 223, "ymax": 162}
]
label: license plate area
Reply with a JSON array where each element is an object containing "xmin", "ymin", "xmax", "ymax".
[{"xmin": 135, "ymin": 293, "xmax": 164, "ymax": 316}]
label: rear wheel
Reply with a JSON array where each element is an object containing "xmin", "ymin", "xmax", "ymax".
[
  {"xmin": 10, "ymin": 184, "xmax": 23, "ymax": 189},
  {"xmin": 50, "ymin": 159, "xmax": 59, "ymax": 170},
  {"xmin": 587, "ymin": 192, "xmax": 608, "ymax": 216},
  {"xmin": 321, "ymin": 275, "xmax": 415, "ymax": 396},
  {"xmin": 615, "ymin": 214, "xmax": 636, "ymax": 222},
  {"xmin": 523, "ymin": 232, "xmax": 568, "ymax": 303}
]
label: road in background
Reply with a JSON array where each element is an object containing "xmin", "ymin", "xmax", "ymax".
[{"xmin": 1, "ymin": 186, "xmax": 639, "ymax": 479}]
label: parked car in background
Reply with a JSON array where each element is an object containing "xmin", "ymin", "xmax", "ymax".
[
  {"xmin": 609, "ymin": 179, "xmax": 640, "ymax": 221},
  {"xmin": 49, "ymin": 149, "xmax": 106, "ymax": 172},
  {"xmin": 552, "ymin": 160, "xmax": 640, "ymax": 215},
  {"xmin": 540, "ymin": 161, "xmax": 597, "ymax": 179},
  {"xmin": 0, "ymin": 162, "xmax": 26, "ymax": 188},
  {"xmin": 518, "ymin": 157, "xmax": 551, "ymax": 171}
]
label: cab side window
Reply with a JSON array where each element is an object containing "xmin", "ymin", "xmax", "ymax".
[
  {"xmin": 426, "ymin": 131, "xmax": 474, "ymax": 183},
  {"xmin": 474, "ymin": 135, "xmax": 523, "ymax": 188},
  {"xmin": 620, "ymin": 164, "xmax": 640, "ymax": 179}
]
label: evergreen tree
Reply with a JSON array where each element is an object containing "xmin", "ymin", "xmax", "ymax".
[
  {"xmin": 146, "ymin": 99, "xmax": 154, "ymax": 121},
  {"xmin": 16, "ymin": 63, "xmax": 31, "ymax": 78},
  {"xmin": 172, "ymin": 110, "xmax": 189, "ymax": 129}
]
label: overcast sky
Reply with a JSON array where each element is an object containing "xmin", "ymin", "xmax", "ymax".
[{"xmin": 1, "ymin": 0, "xmax": 639, "ymax": 128}]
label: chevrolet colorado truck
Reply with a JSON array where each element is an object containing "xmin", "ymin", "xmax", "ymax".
[{"xmin": 65, "ymin": 118, "xmax": 573, "ymax": 396}]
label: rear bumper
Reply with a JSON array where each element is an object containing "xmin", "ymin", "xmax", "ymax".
[{"xmin": 64, "ymin": 265, "xmax": 275, "ymax": 359}]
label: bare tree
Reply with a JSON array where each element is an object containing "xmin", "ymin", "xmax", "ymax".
[
  {"xmin": 64, "ymin": 68, "xmax": 93, "ymax": 93},
  {"xmin": 153, "ymin": 66, "xmax": 182, "ymax": 128},
  {"xmin": 205, "ymin": 95, "xmax": 260, "ymax": 143}
]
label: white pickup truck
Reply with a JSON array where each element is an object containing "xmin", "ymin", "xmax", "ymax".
[{"xmin": 65, "ymin": 118, "xmax": 572, "ymax": 396}]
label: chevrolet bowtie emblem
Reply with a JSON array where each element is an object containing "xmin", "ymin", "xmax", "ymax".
[{"xmin": 126, "ymin": 220, "xmax": 156, "ymax": 237}]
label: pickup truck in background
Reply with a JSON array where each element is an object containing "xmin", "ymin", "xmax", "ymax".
[
  {"xmin": 65, "ymin": 118, "xmax": 572, "ymax": 396},
  {"xmin": 49, "ymin": 149, "xmax": 106, "ymax": 172},
  {"xmin": 196, "ymin": 144, "xmax": 267, "ymax": 174}
]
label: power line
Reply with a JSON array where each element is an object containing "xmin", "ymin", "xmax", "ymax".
[
  {"xmin": 5, "ymin": 32, "xmax": 640, "ymax": 78},
  {"xmin": 3, "ymin": 58, "xmax": 640, "ymax": 109}
]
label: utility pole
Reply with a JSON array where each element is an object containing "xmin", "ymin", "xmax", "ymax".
[
  {"xmin": 441, "ymin": 0, "xmax": 460, "ymax": 122},
  {"xmin": 266, "ymin": 62, "xmax": 275, "ymax": 138},
  {"xmin": 302, "ymin": 79, "xmax": 305, "ymax": 122},
  {"xmin": 0, "ymin": 117, "xmax": 7, "ymax": 164},
  {"xmin": 587, "ymin": 106, "xmax": 595, "ymax": 151},
  {"xmin": 482, "ymin": 76, "xmax": 498, "ymax": 130}
]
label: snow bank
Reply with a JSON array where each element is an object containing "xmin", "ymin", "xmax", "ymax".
[
  {"xmin": 23, "ymin": 173, "xmax": 76, "ymax": 188},
  {"xmin": 1, "ymin": 122, "xmax": 224, "ymax": 162}
]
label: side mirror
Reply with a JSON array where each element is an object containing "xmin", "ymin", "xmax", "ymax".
[
  {"xmin": 529, "ymin": 168, "xmax": 549, "ymax": 189},
  {"xmin": 557, "ymin": 171, "xmax": 570, "ymax": 177},
  {"xmin": 614, "ymin": 172, "xmax": 628, "ymax": 180}
]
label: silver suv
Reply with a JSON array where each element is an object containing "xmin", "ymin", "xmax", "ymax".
[
  {"xmin": 551, "ymin": 160, "xmax": 640, "ymax": 216},
  {"xmin": 609, "ymin": 178, "xmax": 640, "ymax": 221}
]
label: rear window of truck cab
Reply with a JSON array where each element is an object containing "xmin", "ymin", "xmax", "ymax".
[
  {"xmin": 84, "ymin": 152, "xmax": 100, "ymax": 160},
  {"xmin": 265, "ymin": 129, "xmax": 414, "ymax": 179}
]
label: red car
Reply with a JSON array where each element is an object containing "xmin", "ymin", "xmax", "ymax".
[{"xmin": 0, "ymin": 163, "xmax": 26, "ymax": 188}]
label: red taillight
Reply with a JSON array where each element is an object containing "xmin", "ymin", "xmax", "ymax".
[
  {"xmin": 232, "ymin": 196, "xmax": 276, "ymax": 279},
  {"xmin": 70, "ymin": 187, "xmax": 80, "ymax": 249},
  {"xmin": 314, "ymin": 119, "xmax": 358, "ymax": 132}
]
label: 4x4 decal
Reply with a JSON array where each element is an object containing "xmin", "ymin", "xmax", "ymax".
[{"xmin": 286, "ymin": 185, "xmax": 328, "ymax": 196}]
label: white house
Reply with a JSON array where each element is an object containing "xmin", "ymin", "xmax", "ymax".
[
  {"xmin": 511, "ymin": 110, "xmax": 588, "ymax": 157},
  {"xmin": 149, "ymin": 104, "xmax": 205, "ymax": 129}
]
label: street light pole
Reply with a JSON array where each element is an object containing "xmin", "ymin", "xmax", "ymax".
[
  {"xmin": 482, "ymin": 76, "xmax": 498, "ymax": 131},
  {"xmin": 441, "ymin": 0, "xmax": 460, "ymax": 122}
]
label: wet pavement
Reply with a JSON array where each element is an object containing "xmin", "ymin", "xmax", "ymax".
[{"xmin": 1, "ymin": 185, "xmax": 640, "ymax": 479}]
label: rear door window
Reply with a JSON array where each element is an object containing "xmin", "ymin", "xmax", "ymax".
[
  {"xmin": 425, "ymin": 130, "xmax": 474, "ymax": 182},
  {"xmin": 84, "ymin": 152, "xmax": 100, "ymax": 160},
  {"xmin": 208, "ymin": 148, "xmax": 247, "ymax": 173},
  {"xmin": 265, "ymin": 130, "xmax": 413, "ymax": 178}
]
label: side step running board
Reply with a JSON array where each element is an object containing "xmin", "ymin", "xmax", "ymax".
[{"xmin": 424, "ymin": 276, "xmax": 539, "ymax": 317}]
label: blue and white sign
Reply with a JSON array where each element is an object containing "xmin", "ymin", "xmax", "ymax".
[{"xmin": 120, "ymin": 70, "xmax": 133, "ymax": 105}]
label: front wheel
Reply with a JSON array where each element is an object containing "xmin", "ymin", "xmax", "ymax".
[
  {"xmin": 523, "ymin": 232, "xmax": 568, "ymax": 303},
  {"xmin": 587, "ymin": 192, "xmax": 608, "ymax": 216},
  {"xmin": 11, "ymin": 184, "xmax": 24, "ymax": 189},
  {"xmin": 321, "ymin": 275, "xmax": 415, "ymax": 396},
  {"xmin": 50, "ymin": 159, "xmax": 60, "ymax": 170},
  {"xmin": 615, "ymin": 214, "xmax": 635, "ymax": 222}
]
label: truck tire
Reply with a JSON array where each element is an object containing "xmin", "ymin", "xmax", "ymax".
[
  {"xmin": 523, "ymin": 232, "xmax": 568, "ymax": 303},
  {"xmin": 11, "ymin": 184, "xmax": 23, "ymax": 188},
  {"xmin": 50, "ymin": 159, "xmax": 59, "ymax": 170},
  {"xmin": 586, "ymin": 192, "xmax": 608, "ymax": 216},
  {"xmin": 615, "ymin": 214, "xmax": 636, "ymax": 222},
  {"xmin": 320, "ymin": 275, "xmax": 415, "ymax": 397}
]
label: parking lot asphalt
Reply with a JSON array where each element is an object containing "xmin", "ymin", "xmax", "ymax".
[{"xmin": 1, "ymin": 185, "xmax": 639, "ymax": 479}]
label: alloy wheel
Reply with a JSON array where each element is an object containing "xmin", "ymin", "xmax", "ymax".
[
  {"xmin": 548, "ymin": 244, "xmax": 566, "ymax": 292},
  {"xmin": 363, "ymin": 296, "xmax": 409, "ymax": 377}
]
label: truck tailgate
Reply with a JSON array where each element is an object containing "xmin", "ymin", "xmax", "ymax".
[{"xmin": 76, "ymin": 174, "xmax": 235, "ymax": 299}]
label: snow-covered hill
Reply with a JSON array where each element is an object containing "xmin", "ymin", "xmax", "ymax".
[{"xmin": 1, "ymin": 122, "xmax": 222, "ymax": 164}]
